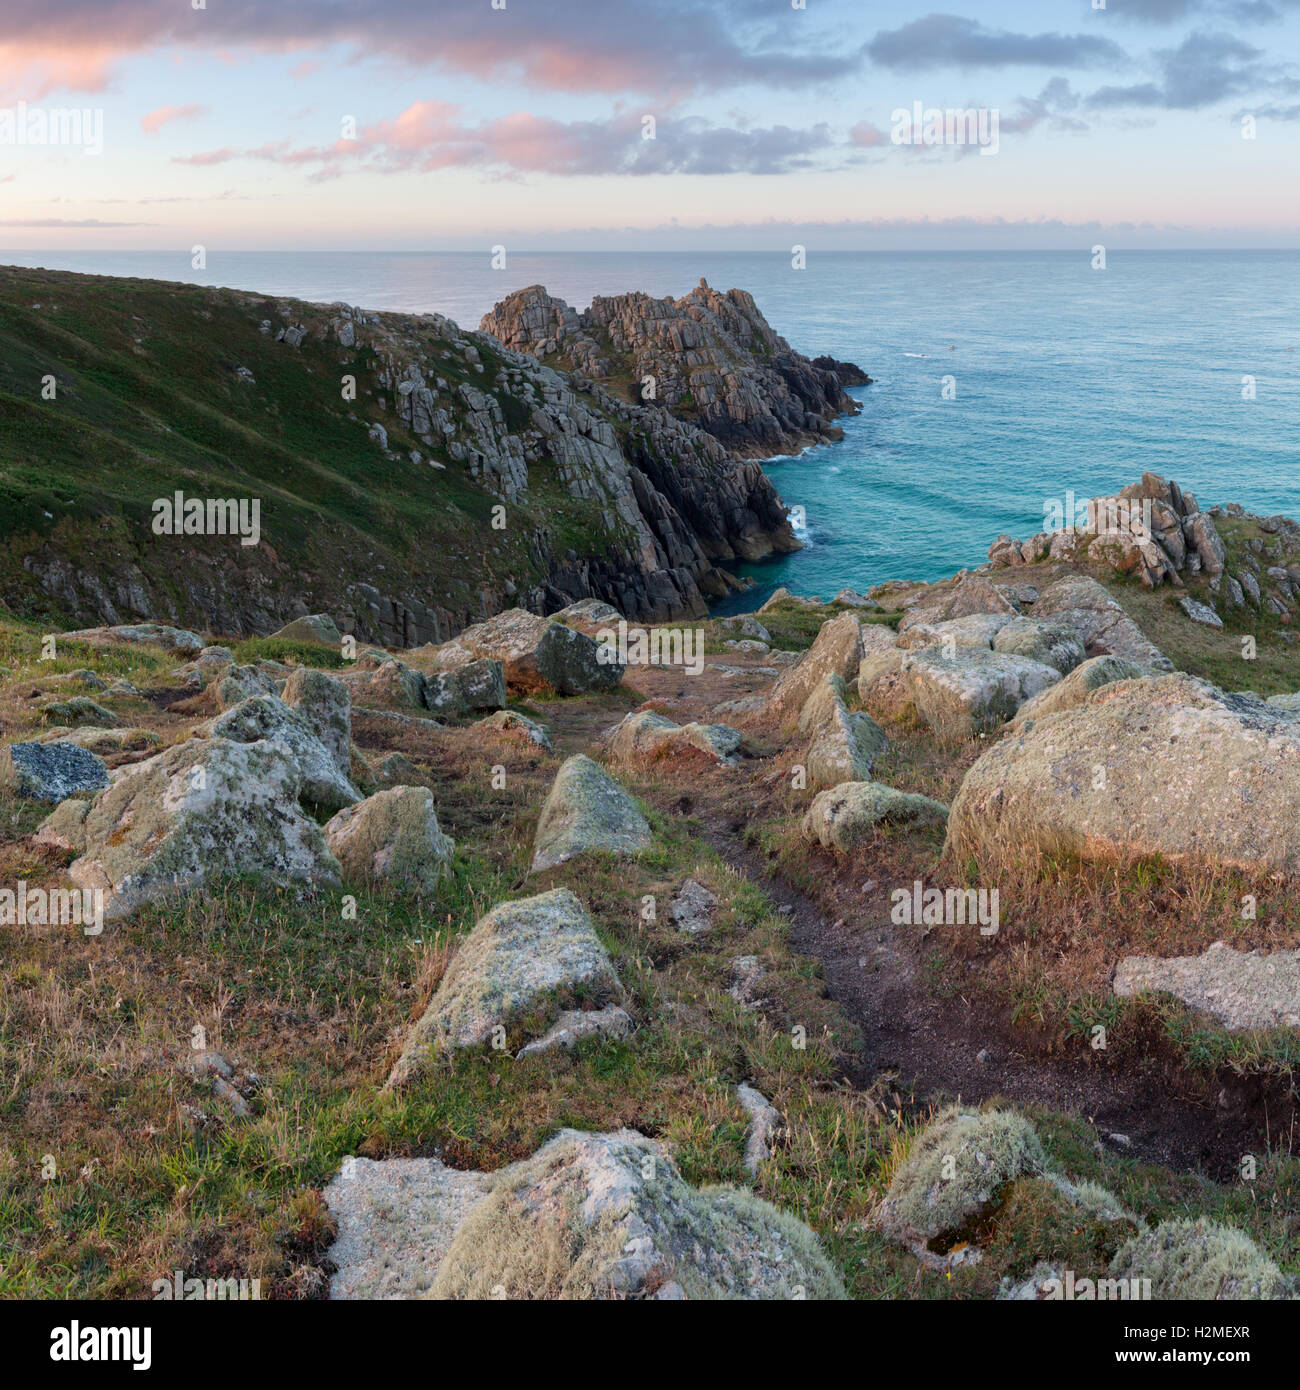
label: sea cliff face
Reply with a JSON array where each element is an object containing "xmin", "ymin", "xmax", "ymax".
[{"xmin": 0, "ymin": 267, "xmax": 866, "ymax": 642}]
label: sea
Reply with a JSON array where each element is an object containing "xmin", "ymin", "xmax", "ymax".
[{"xmin": 6, "ymin": 248, "xmax": 1298, "ymax": 610}]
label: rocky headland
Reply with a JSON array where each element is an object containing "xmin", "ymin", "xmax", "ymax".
[{"xmin": 0, "ymin": 266, "xmax": 866, "ymax": 644}]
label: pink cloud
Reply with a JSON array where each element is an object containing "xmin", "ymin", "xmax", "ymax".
[
  {"xmin": 849, "ymin": 121, "xmax": 887, "ymax": 147},
  {"xmin": 140, "ymin": 102, "xmax": 205, "ymax": 134}
]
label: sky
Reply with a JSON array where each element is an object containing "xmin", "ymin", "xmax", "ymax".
[{"xmin": 0, "ymin": 0, "xmax": 1297, "ymax": 251}]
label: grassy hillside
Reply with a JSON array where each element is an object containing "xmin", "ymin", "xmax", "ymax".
[{"xmin": 0, "ymin": 265, "xmax": 619, "ymax": 634}]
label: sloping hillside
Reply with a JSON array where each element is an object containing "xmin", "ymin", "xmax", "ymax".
[{"xmin": 0, "ymin": 266, "xmax": 862, "ymax": 642}]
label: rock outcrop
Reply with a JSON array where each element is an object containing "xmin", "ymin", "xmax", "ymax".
[
  {"xmin": 0, "ymin": 741, "xmax": 109, "ymax": 803},
  {"xmin": 324, "ymin": 786, "xmax": 455, "ymax": 892},
  {"xmin": 66, "ymin": 738, "xmax": 341, "ymax": 920},
  {"xmin": 607, "ymin": 709, "xmax": 742, "ymax": 765},
  {"xmin": 426, "ymin": 610, "xmax": 622, "ymax": 697},
  {"xmin": 1114, "ymin": 942, "xmax": 1300, "ymax": 1031},
  {"xmin": 324, "ymin": 1127, "xmax": 845, "ymax": 1300},
  {"xmin": 530, "ymin": 755, "xmax": 652, "ymax": 873},
  {"xmin": 480, "ymin": 280, "xmax": 867, "ymax": 458},
  {"xmin": 387, "ymin": 888, "xmax": 623, "ymax": 1079},
  {"xmin": 949, "ymin": 675, "xmax": 1300, "ymax": 875}
]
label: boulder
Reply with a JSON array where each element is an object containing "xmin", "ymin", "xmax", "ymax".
[
  {"xmin": 1114, "ymin": 942, "xmax": 1300, "ymax": 1031},
  {"xmin": 900, "ymin": 647, "xmax": 1060, "ymax": 736},
  {"xmin": 34, "ymin": 798, "xmax": 91, "ymax": 855},
  {"xmin": 429, "ymin": 1129, "xmax": 846, "ymax": 1300},
  {"xmin": 530, "ymin": 755, "xmax": 651, "ymax": 873},
  {"xmin": 38, "ymin": 727, "xmax": 160, "ymax": 754},
  {"xmin": 990, "ymin": 618, "xmax": 1085, "ymax": 673},
  {"xmin": 607, "ymin": 710, "xmax": 742, "ymax": 765},
  {"xmin": 431, "ymin": 609, "xmax": 623, "ymax": 696},
  {"xmin": 801, "ymin": 781, "xmax": 948, "ymax": 851},
  {"xmin": 1179, "ymin": 596, "xmax": 1224, "ymax": 629},
  {"xmin": 39, "ymin": 697, "xmax": 119, "ymax": 728},
  {"xmin": 552, "ymin": 598, "xmax": 624, "ymax": 635},
  {"xmin": 804, "ymin": 680, "xmax": 887, "ymax": 788},
  {"xmin": 387, "ymin": 888, "xmax": 623, "ymax": 1076},
  {"xmin": 337, "ymin": 660, "xmax": 427, "ymax": 711},
  {"xmin": 475, "ymin": 709, "xmax": 552, "ymax": 749},
  {"xmin": 670, "ymin": 878, "xmax": 718, "ymax": 935},
  {"xmin": 213, "ymin": 664, "xmax": 280, "ymax": 710},
  {"xmin": 422, "ymin": 659, "xmax": 506, "ymax": 717},
  {"xmin": 68, "ymin": 738, "xmax": 341, "ymax": 920},
  {"xmin": 206, "ymin": 695, "xmax": 361, "ymax": 814},
  {"xmin": 876, "ymin": 1107, "xmax": 1046, "ymax": 1250},
  {"xmin": 1031, "ymin": 574, "xmax": 1172, "ymax": 671},
  {"xmin": 283, "ymin": 667, "xmax": 353, "ymax": 780},
  {"xmin": 0, "ymin": 741, "xmax": 109, "ymax": 803},
  {"xmin": 1009, "ymin": 654, "xmax": 1146, "ymax": 727},
  {"xmin": 949, "ymin": 674, "xmax": 1300, "ymax": 875},
  {"xmin": 766, "ymin": 612, "xmax": 866, "ymax": 723},
  {"xmin": 515, "ymin": 1005, "xmax": 633, "ymax": 1058},
  {"xmin": 324, "ymin": 786, "xmax": 455, "ymax": 892},
  {"xmin": 895, "ymin": 613, "xmax": 1013, "ymax": 652},
  {"xmin": 60, "ymin": 622, "xmax": 205, "ymax": 656},
  {"xmin": 718, "ymin": 614, "xmax": 771, "ymax": 642},
  {"xmin": 1109, "ymin": 1221, "xmax": 1286, "ymax": 1301},
  {"xmin": 896, "ymin": 576, "xmax": 1019, "ymax": 634},
  {"xmin": 271, "ymin": 614, "xmax": 342, "ymax": 647}
]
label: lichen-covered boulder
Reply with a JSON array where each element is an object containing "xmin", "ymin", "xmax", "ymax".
[
  {"xmin": 337, "ymin": 659, "xmax": 426, "ymax": 711},
  {"xmin": 67, "ymin": 737, "xmax": 341, "ymax": 920},
  {"xmin": 324, "ymin": 786, "xmax": 454, "ymax": 892},
  {"xmin": 34, "ymin": 797, "xmax": 91, "ymax": 855},
  {"xmin": 38, "ymin": 727, "xmax": 161, "ymax": 754},
  {"xmin": 39, "ymin": 697, "xmax": 120, "ymax": 729},
  {"xmin": 271, "ymin": 613, "xmax": 342, "ymax": 647},
  {"xmin": 530, "ymin": 755, "xmax": 651, "ymax": 873},
  {"xmin": 895, "ymin": 613, "xmax": 1013, "ymax": 652},
  {"xmin": 552, "ymin": 598, "xmax": 624, "ymax": 635},
  {"xmin": 387, "ymin": 888, "xmax": 622, "ymax": 1078},
  {"xmin": 991, "ymin": 618, "xmax": 1085, "ymax": 674},
  {"xmin": 950, "ymin": 674, "xmax": 1300, "ymax": 875},
  {"xmin": 422, "ymin": 659, "xmax": 506, "ymax": 717},
  {"xmin": 800, "ymin": 677, "xmax": 886, "ymax": 789},
  {"xmin": 607, "ymin": 710, "xmax": 742, "ymax": 765},
  {"xmin": 61, "ymin": 622, "xmax": 205, "ymax": 656},
  {"xmin": 901, "ymin": 647, "xmax": 1060, "ymax": 736},
  {"xmin": 801, "ymin": 781, "xmax": 948, "ymax": 851},
  {"xmin": 1009, "ymin": 654, "xmax": 1146, "ymax": 727},
  {"xmin": 206, "ymin": 694, "xmax": 361, "ymax": 813},
  {"xmin": 0, "ymin": 741, "xmax": 109, "ymax": 803},
  {"xmin": 430, "ymin": 1129, "xmax": 847, "ymax": 1300},
  {"xmin": 431, "ymin": 609, "xmax": 623, "ymax": 696},
  {"xmin": 283, "ymin": 667, "xmax": 353, "ymax": 780},
  {"xmin": 877, "ymin": 1106, "xmax": 1046, "ymax": 1249},
  {"xmin": 1030, "ymin": 574, "xmax": 1172, "ymax": 671},
  {"xmin": 475, "ymin": 709, "xmax": 552, "ymax": 749},
  {"xmin": 213, "ymin": 664, "xmax": 280, "ymax": 711},
  {"xmin": 767, "ymin": 611, "xmax": 866, "ymax": 723},
  {"xmin": 1114, "ymin": 941, "xmax": 1300, "ymax": 1030},
  {"xmin": 1109, "ymin": 1220, "xmax": 1287, "ymax": 1300}
]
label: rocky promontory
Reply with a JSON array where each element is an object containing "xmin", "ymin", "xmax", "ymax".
[{"xmin": 480, "ymin": 279, "xmax": 869, "ymax": 457}]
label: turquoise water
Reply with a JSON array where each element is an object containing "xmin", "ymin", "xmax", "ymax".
[{"xmin": 8, "ymin": 248, "xmax": 1298, "ymax": 607}]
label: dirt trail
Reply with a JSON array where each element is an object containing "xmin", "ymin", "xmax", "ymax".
[
  {"xmin": 557, "ymin": 649, "xmax": 1297, "ymax": 1180},
  {"xmin": 701, "ymin": 819, "xmax": 1298, "ymax": 1179}
]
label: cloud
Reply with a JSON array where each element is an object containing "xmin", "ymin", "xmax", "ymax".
[
  {"xmin": 1086, "ymin": 30, "xmax": 1290, "ymax": 108},
  {"xmin": 867, "ymin": 15, "xmax": 1126, "ymax": 70},
  {"xmin": 174, "ymin": 106, "xmax": 837, "ymax": 179},
  {"xmin": 849, "ymin": 121, "xmax": 888, "ymax": 146},
  {"xmin": 140, "ymin": 102, "xmax": 205, "ymax": 134},
  {"xmin": 0, "ymin": 0, "xmax": 868, "ymax": 100},
  {"xmin": 0, "ymin": 217, "xmax": 153, "ymax": 226}
]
